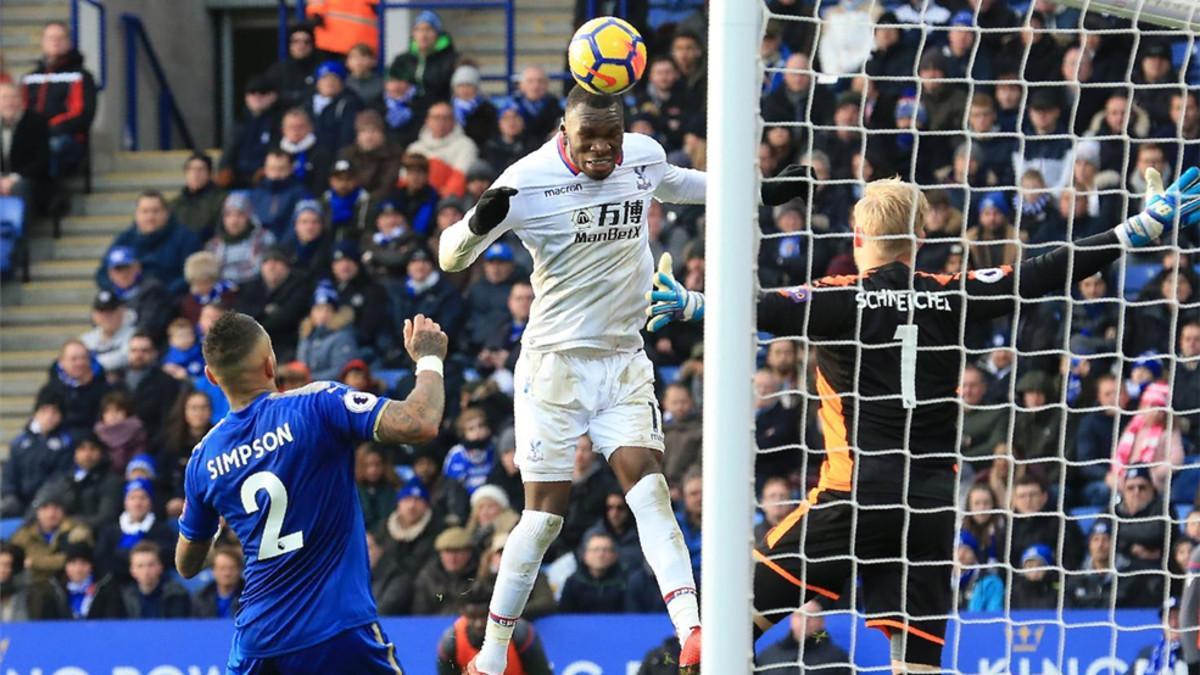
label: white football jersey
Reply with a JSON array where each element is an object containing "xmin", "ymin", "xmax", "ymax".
[{"xmin": 440, "ymin": 132, "xmax": 706, "ymax": 353}]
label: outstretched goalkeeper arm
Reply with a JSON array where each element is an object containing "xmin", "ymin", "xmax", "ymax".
[{"xmin": 646, "ymin": 167, "xmax": 1200, "ymax": 333}]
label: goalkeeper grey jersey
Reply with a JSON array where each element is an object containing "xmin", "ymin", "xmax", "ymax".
[{"xmin": 440, "ymin": 132, "xmax": 706, "ymax": 353}]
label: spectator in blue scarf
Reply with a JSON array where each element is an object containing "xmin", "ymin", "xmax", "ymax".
[
  {"xmin": 96, "ymin": 191, "xmax": 201, "ymax": 296},
  {"xmin": 321, "ymin": 158, "xmax": 372, "ymax": 238},
  {"xmin": 375, "ymin": 64, "xmax": 426, "ymax": 148},
  {"xmin": 282, "ymin": 199, "xmax": 335, "ymax": 280},
  {"xmin": 59, "ymin": 543, "xmax": 99, "ymax": 618},
  {"xmin": 36, "ymin": 340, "xmax": 112, "ymax": 438},
  {"xmin": 92, "ymin": 478, "xmax": 176, "ymax": 580},
  {"xmin": 512, "ymin": 66, "xmax": 563, "ymax": 145},
  {"xmin": 450, "ymin": 65, "xmax": 496, "ymax": 147},
  {"xmin": 248, "ymin": 148, "xmax": 312, "ymax": 239}
]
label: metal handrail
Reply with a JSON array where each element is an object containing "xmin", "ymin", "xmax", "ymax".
[
  {"xmin": 277, "ymin": 0, "xmax": 309, "ymax": 60},
  {"xmin": 120, "ymin": 13, "xmax": 197, "ymax": 151},
  {"xmin": 378, "ymin": 1, "xmax": 516, "ymax": 91},
  {"xmin": 70, "ymin": 0, "xmax": 107, "ymax": 90}
]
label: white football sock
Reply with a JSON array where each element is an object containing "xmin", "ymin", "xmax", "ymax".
[
  {"xmin": 475, "ymin": 510, "xmax": 563, "ymax": 674},
  {"xmin": 626, "ymin": 473, "xmax": 701, "ymax": 643}
]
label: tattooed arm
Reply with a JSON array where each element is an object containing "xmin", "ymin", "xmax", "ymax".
[{"xmin": 374, "ymin": 314, "xmax": 448, "ymax": 445}]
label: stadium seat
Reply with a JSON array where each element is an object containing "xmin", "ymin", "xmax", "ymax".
[
  {"xmin": 1068, "ymin": 506, "xmax": 1103, "ymax": 538},
  {"xmin": 0, "ymin": 196, "xmax": 26, "ymax": 281},
  {"xmin": 0, "ymin": 517, "xmax": 23, "ymax": 541},
  {"xmin": 1122, "ymin": 263, "xmax": 1162, "ymax": 300}
]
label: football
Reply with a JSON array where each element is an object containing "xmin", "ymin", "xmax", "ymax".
[{"xmin": 567, "ymin": 16, "xmax": 648, "ymax": 95}]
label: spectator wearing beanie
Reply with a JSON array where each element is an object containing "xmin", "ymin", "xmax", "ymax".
[
  {"xmin": 482, "ymin": 102, "xmax": 529, "ymax": 173},
  {"xmin": 249, "ymin": 148, "xmax": 313, "ymax": 239},
  {"xmin": 179, "ymin": 251, "xmax": 237, "ymax": 324},
  {"xmin": 93, "ymin": 478, "xmax": 176, "ymax": 580},
  {"xmin": 465, "ymin": 484, "xmax": 517, "ymax": 549},
  {"xmin": 169, "ymin": 153, "xmax": 226, "ymax": 241},
  {"xmin": 511, "ymin": 66, "xmax": 563, "ymax": 145},
  {"xmin": 97, "ymin": 191, "xmax": 201, "ymax": 297},
  {"xmin": 263, "ymin": 24, "xmax": 320, "ymax": 110},
  {"xmin": 11, "ymin": 493, "xmax": 93, "ymax": 583},
  {"xmin": 95, "ymin": 246, "xmax": 174, "ymax": 342},
  {"xmin": 964, "ymin": 191, "xmax": 1019, "ymax": 270},
  {"xmin": 329, "ymin": 240, "xmax": 392, "ymax": 362},
  {"xmin": 1011, "ymin": 544, "xmax": 1059, "ymax": 609},
  {"xmin": 235, "ymin": 245, "xmax": 312, "ymax": 361},
  {"xmin": 373, "ymin": 477, "xmax": 440, "ymax": 614},
  {"xmin": 40, "ymin": 433, "xmax": 123, "ymax": 531},
  {"xmin": 55, "ymin": 543, "xmax": 100, "ymax": 618},
  {"xmin": 37, "ymin": 339, "xmax": 112, "ymax": 438},
  {"xmin": 462, "ymin": 242, "xmax": 520, "ymax": 353},
  {"xmin": 450, "ymin": 65, "xmax": 496, "ymax": 147},
  {"xmin": 306, "ymin": 60, "xmax": 364, "ymax": 156},
  {"xmin": 283, "ymin": 199, "xmax": 336, "ymax": 280},
  {"xmin": 297, "ymin": 283, "xmax": 359, "ymax": 381},
  {"xmin": 1, "ymin": 391, "xmax": 73, "ymax": 518},
  {"xmin": 321, "ymin": 159, "xmax": 373, "ymax": 238},
  {"xmin": 206, "ymin": 192, "xmax": 276, "ymax": 285},
  {"xmin": 388, "ymin": 10, "xmax": 458, "ymax": 103},
  {"xmin": 374, "ymin": 63, "xmax": 426, "ymax": 148},
  {"xmin": 218, "ymin": 76, "xmax": 281, "ymax": 189},
  {"xmin": 407, "ymin": 101, "xmax": 478, "ymax": 198},
  {"xmin": 338, "ymin": 109, "xmax": 404, "ymax": 201},
  {"xmin": 388, "ymin": 246, "xmax": 463, "ymax": 361},
  {"xmin": 360, "ymin": 199, "xmax": 418, "ymax": 278},
  {"xmin": 1111, "ymin": 382, "xmax": 1183, "ymax": 492}
]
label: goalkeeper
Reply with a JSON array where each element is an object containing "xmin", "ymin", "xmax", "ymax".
[{"xmin": 648, "ymin": 167, "xmax": 1200, "ymax": 672}]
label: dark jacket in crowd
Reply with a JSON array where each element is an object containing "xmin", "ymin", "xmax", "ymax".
[
  {"xmin": 1071, "ymin": 411, "xmax": 1118, "ymax": 490},
  {"xmin": 96, "ymin": 219, "xmax": 201, "ymax": 296},
  {"xmin": 118, "ymin": 366, "xmax": 183, "ymax": 441},
  {"xmin": 1, "ymin": 110, "xmax": 50, "ymax": 185},
  {"xmin": 169, "ymin": 183, "xmax": 226, "ymax": 241},
  {"xmin": 389, "ymin": 35, "xmax": 459, "ymax": 103},
  {"xmin": 581, "ymin": 519, "xmax": 643, "ymax": 574},
  {"xmin": 462, "ymin": 276, "xmax": 515, "ymax": 353},
  {"xmin": 389, "ymin": 273, "xmax": 465, "ymax": 352},
  {"xmin": 283, "ymin": 228, "xmax": 336, "ymax": 281},
  {"xmin": 93, "ymin": 517, "xmax": 178, "ymax": 580},
  {"xmin": 235, "ymin": 269, "xmax": 313, "ymax": 362},
  {"xmin": 756, "ymin": 632, "xmax": 852, "ymax": 675},
  {"xmin": 89, "ymin": 577, "xmax": 191, "ymax": 619},
  {"xmin": 755, "ymin": 402, "xmax": 803, "ymax": 481},
  {"xmin": 42, "ymin": 456, "xmax": 124, "ymax": 532},
  {"xmin": 1010, "ymin": 508, "xmax": 1085, "ymax": 570},
  {"xmin": 410, "ymin": 555, "xmax": 475, "ymax": 616},
  {"xmin": 458, "ymin": 97, "xmax": 498, "ymax": 148},
  {"xmin": 21, "ymin": 49, "xmax": 97, "ymax": 140},
  {"xmin": 481, "ymin": 135, "xmax": 529, "ymax": 174},
  {"xmin": 511, "ymin": 94, "xmax": 564, "ymax": 146},
  {"xmin": 1010, "ymin": 571, "xmax": 1061, "ymax": 610},
  {"xmin": 371, "ymin": 94, "xmax": 426, "ymax": 149},
  {"xmin": 549, "ymin": 464, "xmax": 618, "ymax": 561},
  {"xmin": 334, "ymin": 267, "xmax": 393, "ymax": 360},
  {"xmin": 120, "ymin": 276, "xmax": 176, "ymax": 345},
  {"xmin": 220, "ymin": 105, "xmax": 282, "ymax": 187},
  {"xmin": 37, "ymin": 363, "xmax": 112, "ymax": 437},
  {"xmin": 307, "ymin": 90, "xmax": 364, "ymax": 157},
  {"xmin": 1113, "ymin": 496, "xmax": 1172, "ymax": 563},
  {"xmin": 337, "ymin": 143, "xmax": 405, "ymax": 201},
  {"xmin": 385, "ymin": 184, "xmax": 440, "ymax": 236},
  {"xmin": 263, "ymin": 53, "xmax": 319, "ymax": 110},
  {"xmin": 558, "ymin": 565, "xmax": 627, "ymax": 614},
  {"xmin": 249, "ymin": 176, "xmax": 312, "ymax": 239},
  {"xmin": 191, "ymin": 580, "xmax": 243, "ymax": 618},
  {"xmin": 0, "ymin": 423, "xmax": 74, "ymax": 517},
  {"xmin": 372, "ymin": 513, "xmax": 440, "ymax": 615}
]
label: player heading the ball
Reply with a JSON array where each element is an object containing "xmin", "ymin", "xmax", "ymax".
[
  {"xmin": 176, "ymin": 312, "xmax": 448, "ymax": 674},
  {"xmin": 648, "ymin": 167, "xmax": 1200, "ymax": 673},
  {"xmin": 439, "ymin": 84, "xmax": 811, "ymax": 675}
]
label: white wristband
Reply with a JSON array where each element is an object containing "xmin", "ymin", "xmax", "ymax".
[{"xmin": 415, "ymin": 355, "xmax": 444, "ymax": 377}]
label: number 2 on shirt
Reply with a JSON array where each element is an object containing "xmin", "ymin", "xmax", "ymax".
[
  {"xmin": 893, "ymin": 325, "xmax": 918, "ymax": 410},
  {"xmin": 240, "ymin": 471, "xmax": 305, "ymax": 560}
]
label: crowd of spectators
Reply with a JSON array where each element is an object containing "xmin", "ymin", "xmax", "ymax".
[{"xmin": 2, "ymin": 2, "xmax": 1200, "ymax": 670}]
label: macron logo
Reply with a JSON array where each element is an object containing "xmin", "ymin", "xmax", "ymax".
[{"xmin": 544, "ymin": 183, "xmax": 583, "ymax": 197}]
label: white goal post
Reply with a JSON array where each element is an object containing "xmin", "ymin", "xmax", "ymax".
[{"xmin": 701, "ymin": 0, "xmax": 763, "ymax": 672}]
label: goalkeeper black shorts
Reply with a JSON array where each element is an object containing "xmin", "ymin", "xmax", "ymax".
[{"xmin": 753, "ymin": 488, "xmax": 955, "ymax": 667}]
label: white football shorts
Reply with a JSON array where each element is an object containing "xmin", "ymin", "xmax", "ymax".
[{"xmin": 513, "ymin": 348, "xmax": 665, "ymax": 482}]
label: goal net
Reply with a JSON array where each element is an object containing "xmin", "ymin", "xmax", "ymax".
[{"xmin": 706, "ymin": 0, "xmax": 1200, "ymax": 672}]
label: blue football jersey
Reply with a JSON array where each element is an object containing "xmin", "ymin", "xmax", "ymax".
[{"xmin": 180, "ymin": 381, "xmax": 391, "ymax": 657}]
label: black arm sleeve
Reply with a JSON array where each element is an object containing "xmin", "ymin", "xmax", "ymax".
[
  {"xmin": 757, "ymin": 284, "xmax": 858, "ymax": 338},
  {"xmin": 966, "ymin": 230, "xmax": 1124, "ymax": 323}
]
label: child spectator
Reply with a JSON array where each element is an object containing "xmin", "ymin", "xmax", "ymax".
[
  {"xmin": 179, "ymin": 251, "xmax": 237, "ymax": 324},
  {"xmin": 1111, "ymin": 383, "xmax": 1184, "ymax": 493},
  {"xmin": 344, "ymin": 43, "xmax": 382, "ymax": 105},
  {"xmin": 206, "ymin": 192, "xmax": 276, "ymax": 284},
  {"xmin": 559, "ymin": 531, "xmax": 628, "ymax": 614},
  {"xmin": 92, "ymin": 391, "xmax": 147, "ymax": 476},
  {"xmin": 169, "ymin": 153, "xmax": 226, "ymax": 240},
  {"xmin": 321, "ymin": 159, "xmax": 372, "ymax": 237},
  {"xmin": 482, "ymin": 103, "xmax": 529, "ymax": 173},
  {"xmin": 374, "ymin": 65, "xmax": 425, "ymax": 148},
  {"xmin": 511, "ymin": 66, "xmax": 562, "ymax": 144},
  {"xmin": 337, "ymin": 109, "xmax": 403, "ymax": 201},
  {"xmin": 450, "ymin": 65, "xmax": 496, "ymax": 148},
  {"xmin": 306, "ymin": 60, "xmax": 363, "ymax": 156},
  {"xmin": 192, "ymin": 547, "xmax": 243, "ymax": 619},
  {"xmin": 388, "ymin": 10, "xmax": 458, "ymax": 103},
  {"xmin": 217, "ymin": 76, "xmax": 280, "ymax": 189},
  {"xmin": 1011, "ymin": 545, "xmax": 1059, "ymax": 609},
  {"xmin": 81, "ymin": 290, "xmax": 135, "ymax": 374},
  {"xmin": 443, "ymin": 407, "xmax": 495, "ymax": 495},
  {"xmin": 1124, "ymin": 353, "xmax": 1164, "ymax": 408},
  {"xmin": 1, "ymin": 392, "xmax": 73, "ymax": 518},
  {"xmin": 162, "ymin": 318, "xmax": 205, "ymax": 380},
  {"xmin": 356, "ymin": 444, "xmax": 399, "ymax": 532},
  {"xmin": 388, "ymin": 153, "xmax": 440, "ymax": 235},
  {"xmin": 955, "ymin": 530, "xmax": 1004, "ymax": 611},
  {"xmin": 248, "ymin": 148, "xmax": 312, "ymax": 238},
  {"xmin": 297, "ymin": 283, "xmax": 358, "ymax": 381}
]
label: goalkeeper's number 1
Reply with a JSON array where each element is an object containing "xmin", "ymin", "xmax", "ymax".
[{"xmin": 894, "ymin": 325, "xmax": 918, "ymax": 410}]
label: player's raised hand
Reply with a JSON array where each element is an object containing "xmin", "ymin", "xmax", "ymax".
[
  {"xmin": 468, "ymin": 186, "xmax": 519, "ymax": 235},
  {"xmin": 644, "ymin": 252, "xmax": 705, "ymax": 332},
  {"xmin": 1118, "ymin": 166, "xmax": 1200, "ymax": 247},
  {"xmin": 760, "ymin": 163, "xmax": 812, "ymax": 206},
  {"xmin": 404, "ymin": 314, "xmax": 448, "ymax": 362}
]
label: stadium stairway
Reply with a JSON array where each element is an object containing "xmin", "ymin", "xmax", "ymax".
[
  {"xmin": 0, "ymin": 0, "xmax": 71, "ymax": 77},
  {"xmin": 0, "ymin": 150, "xmax": 194, "ymax": 456},
  {"xmin": 440, "ymin": 0, "xmax": 575, "ymax": 95}
]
